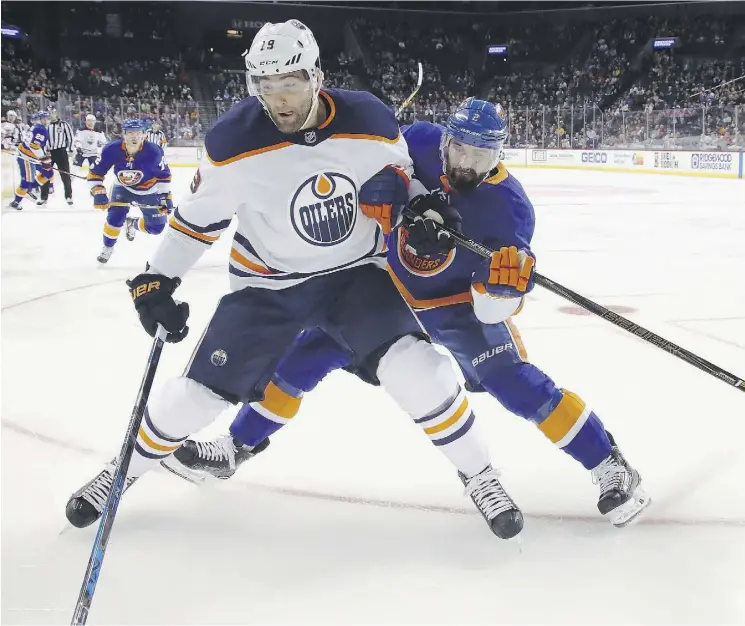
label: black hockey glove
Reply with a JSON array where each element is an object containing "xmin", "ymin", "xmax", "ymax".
[
  {"xmin": 127, "ymin": 273, "xmax": 189, "ymax": 343},
  {"xmin": 403, "ymin": 192, "xmax": 462, "ymax": 257}
]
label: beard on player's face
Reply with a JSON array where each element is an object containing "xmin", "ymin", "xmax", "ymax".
[{"xmin": 446, "ymin": 166, "xmax": 483, "ymax": 193}]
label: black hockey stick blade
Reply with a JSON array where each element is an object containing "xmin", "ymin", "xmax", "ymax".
[{"xmin": 70, "ymin": 325, "xmax": 169, "ymax": 625}]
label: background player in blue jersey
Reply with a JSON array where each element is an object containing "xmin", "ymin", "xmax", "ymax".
[
  {"xmin": 10, "ymin": 111, "xmax": 53, "ymax": 210},
  {"xmin": 87, "ymin": 117, "xmax": 173, "ymax": 264},
  {"xmin": 166, "ymin": 98, "xmax": 650, "ymax": 530}
]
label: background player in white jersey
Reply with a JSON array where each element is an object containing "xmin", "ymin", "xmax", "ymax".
[
  {"xmin": 65, "ymin": 19, "xmax": 523, "ymax": 541},
  {"xmin": 2, "ymin": 110, "xmax": 21, "ymax": 150},
  {"xmin": 74, "ymin": 114, "xmax": 106, "ymax": 168},
  {"xmin": 144, "ymin": 119, "xmax": 167, "ymax": 149}
]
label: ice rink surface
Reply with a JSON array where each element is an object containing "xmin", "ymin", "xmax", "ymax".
[{"xmin": 2, "ymin": 166, "xmax": 744, "ymax": 624}]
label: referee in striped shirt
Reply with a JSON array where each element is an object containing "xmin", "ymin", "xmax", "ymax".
[
  {"xmin": 41, "ymin": 109, "xmax": 75, "ymax": 206},
  {"xmin": 144, "ymin": 119, "xmax": 167, "ymax": 149}
]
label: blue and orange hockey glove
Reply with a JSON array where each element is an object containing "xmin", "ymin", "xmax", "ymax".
[
  {"xmin": 359, "ymin": 166, "xmax": 409, "ymax": 234},
  {"xmin": 90, "ymin": 185, "xmax": 110, "ymax": 210},
  {"xmin": 473, "ymin": 246, "xmax": 536, "ymax": 298}
]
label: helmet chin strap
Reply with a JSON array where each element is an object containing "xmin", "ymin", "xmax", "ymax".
[{"xmin": 299, "ymin": 86, "xmax": 322, "ymax": 131}]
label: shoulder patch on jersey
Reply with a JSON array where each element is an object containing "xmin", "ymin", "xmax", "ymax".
[
  {"xmin": 205, "ymin": 98, "xmax": 288, "ymax": 166},
  {"xmin": 324, "ymin": 89, "xmax": 400, "ymax": 142}
]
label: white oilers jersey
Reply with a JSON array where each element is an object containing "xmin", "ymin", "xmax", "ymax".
[
  {"xmin": 75, "ymin": 129, "xmax": 107, "ymax": 156},
  {"xmin": 2, "ymin": 121, "xmax": 19, "ymax": 149},
  {"xmin": 150, "ymin": 89, "xmax": 414, "ymax": 291}
]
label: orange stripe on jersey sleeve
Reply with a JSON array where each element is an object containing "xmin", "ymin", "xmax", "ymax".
[
  {"xmin": 169, "ymin": 218, "xmax": 219, "ymax": 242},
  {"xmin": 18, "ymin": 144, "xmax": 37, "ymax": 158},
  {"xmin": 230, "ymin": 248, "xmax": 273, "ymax": 275}
]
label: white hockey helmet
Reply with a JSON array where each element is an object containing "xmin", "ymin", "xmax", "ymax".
[{"xmin": 245, "ymin": 20, "xmax": 323, "ymax": 129}]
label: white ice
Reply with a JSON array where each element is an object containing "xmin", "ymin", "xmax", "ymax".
[{"xmin": 2, "ymin": 166, "xmax": 744, "ymax": 625}]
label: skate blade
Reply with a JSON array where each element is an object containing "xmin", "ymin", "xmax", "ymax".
[
  {"xmin": 609, "ymin": 487, "xmax": 652, "ymax": 528},
  {"xmin": 159, "ymin": 456, "xmax": 207, "ymax": 485}
]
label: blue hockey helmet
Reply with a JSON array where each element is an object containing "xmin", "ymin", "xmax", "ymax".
[
  {"xmin": 121, "ymin": 117, "xmax": 146, "ymax": 153},
  {"xmin": 441, "ymin": 98, "xmax": 507, "ymax": 193},
  {"xmin": 121, "ymin": 117, "xmax": 147, "ymax": 132}
]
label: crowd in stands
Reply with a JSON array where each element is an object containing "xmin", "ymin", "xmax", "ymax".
[
  {"xmin": 2, "ymin": 37, "xmax": 201, "ymax": 142},
  {"xmin": 2, "ymin": 8, "xmax": 744, "ymax": 150}
]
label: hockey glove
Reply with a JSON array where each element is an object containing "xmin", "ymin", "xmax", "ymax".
[
  {"xmin": 403, "ymin": 192, "xmax": 462, "ymax": 257},
  {"xmin": 127, "ymin": 273, "xmax": 189, "ymax": 343},
  {"xmin": 359, "ymin": 166, "xmax": 409, "ymax": 234},
  {"xmin": 90, "ymin": 185, "xmax": 110, "ymax": 210},
  {"xmin": 473, "ymin": 246, "xmax": 536, "ymax": 298},
  {"xmin": 158, "ymin": 192, "xmax": 174, "ymax": 215}
]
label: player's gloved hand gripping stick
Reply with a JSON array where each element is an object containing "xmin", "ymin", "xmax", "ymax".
[{"xmin": 402, "ymin": 208, "xmax": 745, "ymax": 393}]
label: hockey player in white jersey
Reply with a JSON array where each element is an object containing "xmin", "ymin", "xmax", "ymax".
[
  {"xmin": 2, "ymin": 110, "xmax": 21, "ymax": 150},
  {"xmin": 65, "ymin": 20, "xmax": 523, "ymax": 540},
  {"xmin": 73, "ymin": 114, "xmax": 106, "ymax": 167}
]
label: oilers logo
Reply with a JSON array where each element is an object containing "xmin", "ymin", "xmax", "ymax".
[
  {"xmin": 290, "ymin": 173, "xmax": 357, "ymax": 246},
  {"xmin": 116, "ymin": 169, "xmax": 144, "ymax": 187},
  {"xmin": 398, "ymin": 226, "xmax": 455, "ymax": 276}
]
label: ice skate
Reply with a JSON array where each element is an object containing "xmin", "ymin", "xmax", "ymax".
[
  {"xmin": 461, "ymin": 465, "xmax": 524, "ymax": 539},
  {"xmin": 66, "ymin": 197, "xmax": 74, "ymax": 206},
  {"xmin": 36, "ymin": 198, "xmax": 47, "ymax": 207},
  {"xmin": 591, "ymin": 434, "xmax": 651, "ymax": 527},
  {"xmin": 161, "ymin": 435, "xmax": 270, "ymax": 482},
  {"xmin": 97, "ymin": 245, "xmax": 114, "ymax": 264},
  {"xmin": 9, "ymin": 200, "xmax": 21, "ymax": 210},
  {"xmin": 125, "ymin": 216, "xmax": 138, "ymax": 241},
  {"xmin": 65, "ymin": 460, "xmax": 138, "ymax": 528}
]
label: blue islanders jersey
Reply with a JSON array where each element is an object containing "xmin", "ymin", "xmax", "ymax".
[
  {"xmin": 87, "ymin": 139, "xmax": 172, "ymax": 196},
  {"xmin": 387, "ymin": 120, "xmax": 535, "ymax": 311},
  {"xmin": 17, "ymin": 123, "xmax": 49, "ymax": 161}
]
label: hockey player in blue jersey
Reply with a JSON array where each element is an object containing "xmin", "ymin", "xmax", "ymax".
[
  {"xmin": 10, "ymin": 111, "xmax": 53, "ymax": 210},
  {"xmin": 88, "ymin": 117, "xmax": 173, "ymax": 264},
  {"xmin": 166, "ymin": 98, "xmax": 651, "ymax": 529}
]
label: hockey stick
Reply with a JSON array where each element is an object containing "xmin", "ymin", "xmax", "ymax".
[
  {"xmin": 70, "ymin": 324, "xmax": 169, "ymax": 625},
  {"xmin": 403, "ymin": 211, "xmax": 745, "ymax": 393},
  {"xmin": 5, "ymin": 150, "xmax": 89, "ymax": 180},
  {"xmin": 395, "ymin": 62, "xmax": 424, "ymax": 118}
]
